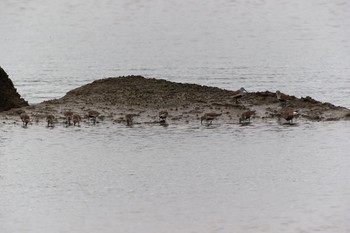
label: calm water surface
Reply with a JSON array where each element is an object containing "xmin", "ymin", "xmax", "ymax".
[
  {"xmin": 1, "ymin": 121, "xmax": 350, "ymax": 232},
  {"xmin": 1, "ymin": 0, "xmax": 350, "ymax": 232}
]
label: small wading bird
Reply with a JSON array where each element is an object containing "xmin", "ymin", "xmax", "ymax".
[
  {"xmin": 20, "ymin": 113, "xmax": 30, "ymax": 127},
  {"xmin": 159, "ymin": 111, "xmax": 168, "ymax": 124},
  {"xmin": 276, "ymin": 90, "xmax": 292, "ymax": 107},
  {"xmin": 125, "ymin": 113, "xmax": 139, "ymax": 126},
  {"xmin": 230, "ymin": 87, "xmax": 248, "ymax": 104},
  {"xmin": 87, "ymin": 110, "xmax": 100, "ymax": 124},
  {"xmin": 46, "ymin": 114, "xmax": 55, "ymax": 127},
  {"xmin": 72, "ymin": 114, "xmax": 81, "ymax": 126},
  {"xmin": 239, "ymin": 110, "xmax": 256, "ymax": 124},
  {"xmin": 201, "ymin": 112, "xmax": 222, "ymax": 125},
  {"xmin": 280, "ymin": 109, "xmax": 300, "ymax": 124},
  {"xmin": 64, "ymin": 111, "xmax": 74, "ymax": 125}
]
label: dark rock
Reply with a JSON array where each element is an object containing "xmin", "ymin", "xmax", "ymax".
[{"xmin": 0, "ymin": 66, "xmax": 28, "ymax": 111}]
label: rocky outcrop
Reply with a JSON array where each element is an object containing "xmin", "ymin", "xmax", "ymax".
[{"xmin": 0, "ymin": 66, "xmax": 28, "ymax": 112}]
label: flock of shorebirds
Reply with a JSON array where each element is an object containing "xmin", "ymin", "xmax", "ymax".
[
  {"xmin": 18, "ymin": 108, "xmax": 170, "ymax": 128},
  {"xmin": 19, "ymin": 110, "xmax": 100, "ymax": 128},
  {"xmin": 18, "ymin": 88, "xmax": 300, "ymax": 128},
  {"xmin": 199, "ymin": 88, "xmax": 300, "ymax": 126}
]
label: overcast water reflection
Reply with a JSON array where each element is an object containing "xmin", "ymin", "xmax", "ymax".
[
  {"xmin": 1, "ymin": 0, "xmax": 350, "ymax": 232},
  {"xmin": 1, "ymin": 121, "xmax": 350, "ymax": 232}
]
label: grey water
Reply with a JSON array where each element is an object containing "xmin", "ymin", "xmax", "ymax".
[{"xmin": 1, "ymin": 0, "xmax": 350, "ymax": 232}]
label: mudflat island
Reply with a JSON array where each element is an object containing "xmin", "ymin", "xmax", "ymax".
[{"xmin": 1, "ymin": 67, "xmax": 350, "ymax": 126}]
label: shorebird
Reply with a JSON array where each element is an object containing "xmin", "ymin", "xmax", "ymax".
[
  {"xmin": 239, "ymin": 110, "xmax": 256, "ymax": 124},
  {"xmin": 280, "ymin": 109, "xmax": 300, "ymax": 124},
  {"xmin": 72, "ymin": 114, "xmax": 81, "ymax": 126},
  {"xmin": 46, "ymin": 114, "xmax": 55, "ymax": 127},
  {"xmin": 200, "ymin": 112, "xmax": 222, "ymax": 125},
  {"xmin": 20, "ymin": 113, "xmax": 30, "ymax": 127},
  {"xmin": 159, "ymin": 111, "xmax": 168, "ymax": 124},
  {"xmin": 230, "ymin": 87, "xmax": 248, "ymax": 104},
  {"xmin": 64, "ymin": 111, "xmax": 74, "ymax": 125},
  {"xmin": 87, "ymin": 110, "xmax": 100, "ymax": 124},
  {"xmin": 125, "ymin": 113, "xmax": 139, "ymax": 126},
  {"xmin": 276, "ymin": 90, "xmax": 292, "ymax": 107}
]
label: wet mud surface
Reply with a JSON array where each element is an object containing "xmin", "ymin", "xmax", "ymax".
[{"xmin": 2, "ymin": 76, "xmax": 350, "ymax": 126}]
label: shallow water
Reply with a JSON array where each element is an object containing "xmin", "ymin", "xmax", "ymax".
[
  {"xmin": 1, "ymin": 0, "xmax": 350, "ymax": 232},
  {"xmin": 1, "ymin": 121, "xmax": 350, "ymax": 232}
]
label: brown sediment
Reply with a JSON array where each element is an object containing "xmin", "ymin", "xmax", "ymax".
[{"xmin": 1, "ymin": 75, "xmax": 350, "ymax": 125}]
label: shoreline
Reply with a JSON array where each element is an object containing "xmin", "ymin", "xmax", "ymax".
[{"xmin": 1, "ymin": 75, "xmax": 350, "ymax": 126}]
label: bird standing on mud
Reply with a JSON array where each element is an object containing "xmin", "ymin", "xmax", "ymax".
[
  {"xmin": 46, "ymin": 114, "xmax": 55, "ymax": 127},
  {"xmin": 276, "ymin": 90, "xmax": 292, "ymax": 107},
  {"xmin": 230, "ymin": 87, "xmax": 248, "ymax": 104},
  {"xmin": 239, "ymin": 110, "xmax": 256, "ymax": 124},
  {"xmin": 125, "ymin": 113, "xmax": 139, "ymax": 126},
  {"xmin": 87, "ymin": 110, "xmax": 100, "ymax": 124},
  {"xmin": 159, "ymin": 111, "xmax": 168, "ymax": 124},
  {"xmin": 20, "ymin": 113, "xmax": 30, "ymax": 127},
  {"xmin": 72, "ymin": 114, "xmax": 81, "ymax": 126},
  {"xmin": 280, "ymin": 109, "xmax": 300, "ymax": 124},
  {"xmin": 64, "ymin": 111, "xmax": 74, "ymax": 125},
  {"xmin": 201, "ymin": 112, "xmax": 222, "ymax": 125}
]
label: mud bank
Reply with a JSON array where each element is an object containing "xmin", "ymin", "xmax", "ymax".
[{"xmin": 2, "ymin": 75, "xmax": 350, "ymax": 125}]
